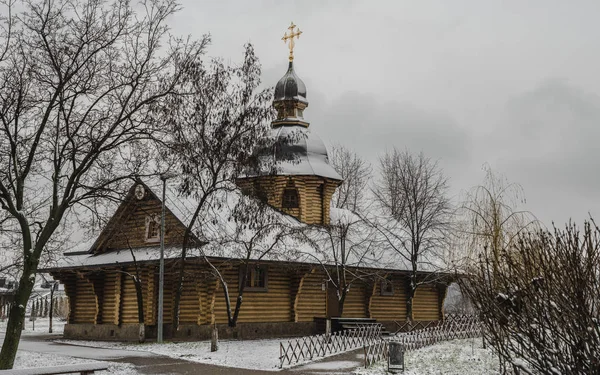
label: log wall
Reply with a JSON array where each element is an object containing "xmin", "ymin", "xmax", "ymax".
[
  {"xmin": 71, "ymin": 274, "xmax": 97, "ymax": 324},
  {"xmin": 237, "ymin": 176, "xmax": 340, "ymax": 225},
  {"xmin": 102, "ymin": 273, "xmax": 121, "ymax": 325},
  {"xmin": 369, "ymin": 276, "xmax": 408, "ymax": 321},
  {"xmin": 294, "ymin": 269, "xmax": 326, "ymax": 322},
  {"xmin": 212, "ymin": 265, "xmax": 293, "ymax": 324},
  {"xmin": 143, "ymin": 267, "xmax": 156, "ymax": 325},
  {"xmin": 179, "ymin": 271, "xmax": 201, "ymax": 324},
  {"xmin": 120, "ymin": 268, "xmax": 139, "ymax": 324},
  {"xmin": 105, "ymin": 199, "xmax": 186, "ymax": 250},
  {"xmin": 341, "ymin": 281, "xmax": 368, "ymax": 318},
  {"xmin": 413, "ymin": 284, "xmax": 441, "ymax": 321}
]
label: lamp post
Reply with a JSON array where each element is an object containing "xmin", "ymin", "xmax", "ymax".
[
  {"xmin": 157, "ymin": 173, "xmax": 175, "ymax": 343},
  {"xmin": 49, "ymin": 281, "xmax": 58, "ymax": 334}
]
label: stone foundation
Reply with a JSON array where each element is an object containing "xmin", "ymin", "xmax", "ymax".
[
  {"xmin": 64, "ymin": 323, "xmax": 142, "ymax": 341},
  {"xmin": 63, "ymin": 321, "xmax": 316, "ymax": 341}
]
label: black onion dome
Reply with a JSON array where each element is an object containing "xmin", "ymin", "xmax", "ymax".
[{"xmin": 274, "ymin": 62, "xmax": 307, "ymax": 104}]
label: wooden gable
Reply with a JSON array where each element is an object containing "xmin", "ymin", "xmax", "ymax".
[{"xmin": 91, "ymin": 181, "xmax": 193, "ymax": 254}]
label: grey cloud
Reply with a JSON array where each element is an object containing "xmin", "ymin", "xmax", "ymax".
[
  {"xmin": 494, "ymin": 80, "xmax": 600, "ymax": 223},
  {"xmin": 309, "ymin": 91, "xmax": 472, "ymax": 168}
]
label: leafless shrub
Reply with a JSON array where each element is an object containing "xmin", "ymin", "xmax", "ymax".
[{"xmin": 460, "ymin": 221, "xmax": 600, "ymax": 374}]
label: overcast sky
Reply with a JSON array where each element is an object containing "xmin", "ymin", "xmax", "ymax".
[{"xmin": 171, "ymin": 0, "xmax": 600, "ymax": 226}]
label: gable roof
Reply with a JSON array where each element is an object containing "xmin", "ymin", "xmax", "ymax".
[
  {"xmin": 74, "ymin": 179, "xmax": 201, "ymax": 255},
  {"xmin": 46, "ymin": 180, "xmax": 444, "ymax": 275}
]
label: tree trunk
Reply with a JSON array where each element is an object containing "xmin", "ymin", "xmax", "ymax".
[
  {"xmin": 211, "ymin": 324, "xmax": 218, "ymax": 352},
  {"xmin": 337, "ymin": 289, "xmax": 347, "ymax": 318},
  {"xmin": 138, "ymin": 323, "xmax": 145, "ymax": 344},
  {"xmin": 49, "ymin": 287, "xmax": 54, "ymax": 334},
  {"xmin": 230, "ymin": 293, "xmax": 243, "ymax": 328},
  {"xmin": 172, "ymin": 255, "xmax": 186, "ymax": 331},
  {"xmin": 173, "ymin": 199, "xmax": 205, "ymax": 332},
  {"xmin": 229, "ymin": 263, "xmax": 249, "ymax": 328},
  {"xmin": 134, "ymin": 279, "xmax": 145, "ymax": 343},
  {"xmin": 406, "ymin": 281, "xmax": 417, "ymax": 323},
  {"xmin": 406, "ymin": 292, "xmax": 415, "ymax": 323},
  {"xmin": 0, "ymin": 267, "xmax": 35, "ymax": 369}
]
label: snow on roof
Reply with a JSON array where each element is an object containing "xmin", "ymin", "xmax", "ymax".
[
  {"xmin": 53, "ymin": 180, "xmax": 443, "ymax": 274},
  {"xmin": 242, "ymin": 126, "xmax": 342, "ymax": 181},
  {"xmin": 52, "ymin": 245, "xmax": 183, "ymax": 269}
]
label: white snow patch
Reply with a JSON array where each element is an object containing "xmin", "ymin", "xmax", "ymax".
[
  {"xmin": 355, "ymin": 338, "xmax": 500, "ymax": 375},
  {"xmin": 0, "ymin": 317, "xmax": 66, "ymax": 335},
  {"xmin": 58, "ymin": 337, "xmax": 285, "ymax": 371},
  {"xmin": 14, "ymin": 350, "xmax": 139, "ymax": 374}
]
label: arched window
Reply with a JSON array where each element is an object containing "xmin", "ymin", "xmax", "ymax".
[{"xmin": 282, "ymin": 188, "xmax": 299, "ymax": 209}]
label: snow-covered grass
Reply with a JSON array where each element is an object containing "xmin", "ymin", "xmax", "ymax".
[
  {"xmin": 14, "ymin": 351, "xmax": 138, "ymax": 375},
  {"xmin": 0, "ymin": 318, "xmax": 136, "ymax": 374},
  {"xmin": 355, "ymin": 338, "xmax": 500, "ymax": 375},
  {"xmin": 59, "ymin": 337, "xmax": 285, "ymax": 371},
  {"xmin": 0, "ymin": 316, "xmax": 66, "ymax": 335}
]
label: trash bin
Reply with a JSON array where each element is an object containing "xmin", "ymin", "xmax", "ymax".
[{"xmin": 388, "ymin": 341, "xmax": 405, "ymax": 373}]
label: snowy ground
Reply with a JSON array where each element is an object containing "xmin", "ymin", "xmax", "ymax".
[
  {"xmin": 1, "ymin": 318, "xmax": 501, "ymax": 374},
  {"xmin": 58, "ymin": 336, "xmax": 501, "ymax": 373},
  {"xmin": 13, "ymin": 351, "xmax": 139, "ymax": 374},
  {"xmin": 0, "ymin": 316, "xmax": 66, "ymax": 335},
  {"xmin": 355, "ymin": 338, "xmax": 500, "ymax": 375},
  {"xmin": 58, "ymin": 337, "xmax": 285, "ymax": 371},
  {"xmin": 0, "ymin": 318, "xmax": 139, "ymax": 374}
]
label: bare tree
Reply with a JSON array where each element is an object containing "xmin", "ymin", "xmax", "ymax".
[
  {"xmin": 459, "ymin": 165, "xmax": 537, "ymax": 278},
  {"xmin": 201, "ymin": 191, "xmax": 305, "ymax": 328},
  {"xmin": 371, "ymin": 149, "xmax": 452, "ymax": 321},
  {"xmin": 311, "ymin": 209, "xmax": 381, "ymax": 317},
  {"xmin": 460, "ymin": 221, "xmax": 600, "ymax": 374},
  {"xmin": 329, "ymin": 144, "xmax": 372, "ymax": 212},
  {"xmin": 305, "ymin": 147, "xmax": 379, "ymax": 316},
  {"xmin": 114, "ymin": 240, "xmax": 147, "ymax": 343},
  {"xmin": 0, "ymin": 0, "xmax": 206, "ymax": 368},
  {"xmin": 154, "ymin": 43, "xmax": 275, "ymax": 331}
]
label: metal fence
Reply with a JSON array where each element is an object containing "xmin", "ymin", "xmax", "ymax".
[
  {"xmin": 364, "ymin": 314, "xmax": 481, "ymax": 368},
  {"xmin": 279, "ymin": 324, "xmax": 382, "ymax": 368}
]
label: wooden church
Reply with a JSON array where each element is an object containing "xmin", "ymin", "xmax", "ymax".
[{"xmin": 44, "ymin": 24, "xmax": 449, "ymax": 341}]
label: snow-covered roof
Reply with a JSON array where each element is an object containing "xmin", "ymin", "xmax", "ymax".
[
  {"xmin": 47, "ymin": 181, "xmax": 444, "ymax": 275},
  {"xmin": 52, "ymin": 245, "xmax": 183, "ymax": 269},
  {"xmin": 242, "ymin": 125, "xmax": 342, "ymax": 181}
]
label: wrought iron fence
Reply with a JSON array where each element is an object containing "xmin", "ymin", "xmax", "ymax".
[
  {"xmin": 364, "ymin": 314, "xmax": 481, "ymax": 368},
  {"xmin": 279, "ymin": 324, "xmax": 382, "ymax": 368}
]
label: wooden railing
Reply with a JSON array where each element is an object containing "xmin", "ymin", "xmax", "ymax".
[
  {"xmin": 364, "ymin": 314, "xmax": 481, "ymax": 368},
  {"xmin": 279, "ymin": 324, "xmax": 382, "ymax": 368}
]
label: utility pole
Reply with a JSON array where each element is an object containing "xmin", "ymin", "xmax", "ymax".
[{"xmin": 158, "ymin": 173, "xmax": 175, "ymax": 343}]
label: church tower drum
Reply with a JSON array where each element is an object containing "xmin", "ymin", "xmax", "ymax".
[{"xmin": 237, "ymin": 23, "xmax": 342, "ymax": 225}]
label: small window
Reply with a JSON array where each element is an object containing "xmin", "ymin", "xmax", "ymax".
[
  {"xmin": 145, "ymin": 214, "xmax": 160, "ymax": 242},
  {"xmin": 282, "ymin": 189, "xmax": 299, "ymax": 209},
  {"xmin": 285, "ymin": 107, "xmax": 295, "ymax": 118},
  {"xmin": 241, "ymin": 265, "xmax": 268, "ymax": 292},
  {"xmin": 381, "ymin": 275, "xmax": 394, "ymax": 296}
]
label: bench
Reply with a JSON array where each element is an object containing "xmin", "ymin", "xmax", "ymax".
[{"xmin": 0, "ymin": 363, "xmax": 109, "ymax": 375}]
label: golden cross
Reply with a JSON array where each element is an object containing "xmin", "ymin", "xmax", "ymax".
[{"xmin": 282, "ymin": 22, "xmax": 302, "ymax": 62}]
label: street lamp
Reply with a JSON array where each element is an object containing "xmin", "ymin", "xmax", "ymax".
[
  {"xmin": 49, "ymin": 281, "xmax": 59, "ymax": 334},
  {"xmin": 157, "ymin": 172, "xmax": 176, "ymax": 343}
]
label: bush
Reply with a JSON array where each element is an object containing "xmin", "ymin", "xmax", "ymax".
[{"xmin": 460, "ymin": 221, "xmax": 600, "ymax": 374}]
